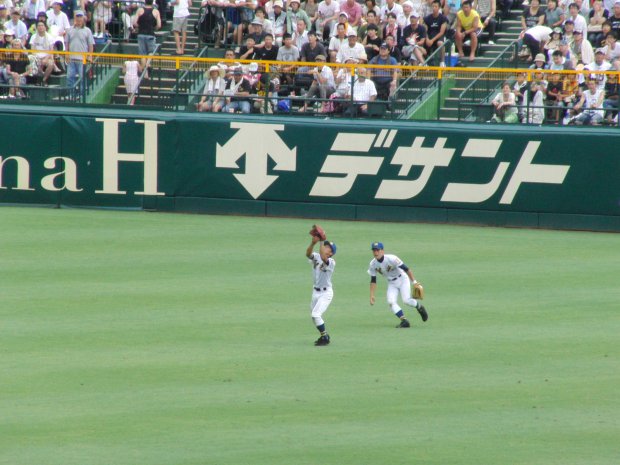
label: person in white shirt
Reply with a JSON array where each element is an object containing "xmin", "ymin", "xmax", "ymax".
[
  {"xmin": 328, "ymin": 22, "xmax": 347, "ymax": 61},
  {"xmin": 344, "ymin": 67, "xmax": 377, "ymax": 115},
  {"xmin": 380, "ymin": 0, "xmax": 403, "ymax": 26},
  {"xmin": 47, "ymin": 0, "xmax": 70, "ymax": 49},
  {"xmin": 300, "ymin": 54, "xmax": 335, "ymax": 111},
  {"xmin": 368, "ymin": 241, "xmax": 428, "ymax": 328},
  {"xmin": 317, "ymin": 0, "xmax": 340, "ymax": 39},
  {"xmin": 292, "ymin": 17, "xmax": 309, "ymax": 49},
  {"xmin": 29, "ymin": 20, "xmax": 55, "ymax": 84},
  {"xmin": 197, "ymin": 65, "xmax": 226, "ymax": 112},
  {"xmin": 306, "ymin": 233, "xmax": 337, "ymax": 346},
  {"xmin": 571, "ymin": 78, "xmax": 605, "ymax": 123},
  {"xmin": 171, "ymin": 0, "xmax": 191, "ymax": 54},
  {"xmin": 336, "ymin": 29, "xmax": 367, "ymax": 62},
  {"xmin": 566, "ymin": 2, "xmax": 588, "ymax": 34}
]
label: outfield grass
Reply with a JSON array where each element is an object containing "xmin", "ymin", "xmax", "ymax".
[{"xmin": 2, "ymin": 206, "xmax": 619, "ymax": 465}]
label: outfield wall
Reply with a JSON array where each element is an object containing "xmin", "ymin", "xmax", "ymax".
[{"xmin": 1, "ymin": 105, "xmax": 619, "ymax": 231}]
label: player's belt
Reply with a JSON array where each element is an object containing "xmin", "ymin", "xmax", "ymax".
[
  {"xmin": 314, "ymin": 287, "xmax": 328, "ymax": 291},
  {"xmin": 389, "ymin": 274, "xmax": 402, "ymax": 281}
]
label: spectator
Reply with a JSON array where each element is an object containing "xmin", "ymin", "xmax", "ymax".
[
  {"xmin": 527, "ymin": 80, "xmax": 545, "ymax": 124},
  {"xmin": 331, "ymin": 12, "xmax": 351, "ymax": 37},
  {"xmin": 300, "ymin": 54, "xmax": 335, "ymax": 111},
  {"xmin": 4, "ymin": 38, "xmax": 29, "ymax": 98},
  {"xmin": 29, "ymin": 20, "xmax": 55, "ymax": 85},
  {"xmin": 455, "ymin": 0, "xmax": 481, "ymax": 62},
  {"xmin": 317, "ymin": 0, "xmax": 340, "ymax": 40},
  {"xmin": 197, "ymin": 65, "xmax": 226, "ymax": 112},
  {"xmin": 239, "ymin": 36, "xmax": 258, "ymax": 59},
  {"xmin": 292, "ymin": 17, "xmax": 309, "ymax": 49},
  {"xmin": 268, "ymin": 0, "xmax": 286, "ymax": 45},
  {"xmin": 583, "ymin": 47, "xmax": 612, "ymax": 88},
  {"xmin": 523, "ymin": 24, "xmax": 553, "ymax": 60},
  {"xmin": 358, "ymin": 10, "xmax": 383, "ymax": 41},
  {"xmin": 92, "ymin": 0, "xmax": 113, "ymax": 39},
  {"xmin": 123, "ymin": 59, "xmax": 142, "ymax": 96},
  {"xmin": 5, "ymin": 10, "xmax": 28, "ymax": 46},
  {"xmin": 380, "ymin": 0, "xmax": 403, "ymax": 26},
  {"xmin": 401, "ymin": 12, "xmax": 427, "ymax": 63},
  {"xmin": 286, "ymin": 0, "xmax": 311, "ymax": 35},
  {"xmin": 567, "ymin": 2, "xmax": 588, "ymax": 34},
  {"xmin": 545, "ymin": 27, "xmax": 563, "ymax": 57},
  {"xmin": 363, "ymin": 0, "xmax": 381, "ymax": 18},
  {"xmin": 610, "ymin": 1, "xmax": 620, "ymax": 34},
  {"xmin": 397, "ymin": 1, "xmax": 415, "ymax": 29},
  {"xmin": 21, "ymin": 0, "xmax": 46, "ymax": 29},
  {"xmin": 545, "ymin": 72, "xmax": 565, "ymax": 120},
  {"xmin": 362, "ymin": 24, "xmax": 383, "ymax": 59},
  {"xmin": 571, "ymin": 29, "xmax": 595, "ymax": 64},
  {"xmin": 252, "ymin": 7, "xmax": 272, "ymax": 35},
  {"xmin": 65, "ymin": 10, "xmax": 94, "ymax": 91},
  {"xmin": 474, "ymin": 0, "xmax": 496, "ymax": 44},
  {"xmin": 603, "ymin": 31, "xmax": 620, "ymax": 59},
  {"xmin": 545, "ymin": 0, "xmax": 565, "ymax": 28},
  {"xmin": 276, "ymin": 32, "xmax": 300, "ymax": 60},
  {"xmin": 247, "ymin": 18, "xmax": 267, "ymax": 43},
  {"xmin": 337, "ymin": 28, "xmax": 367, "ymax": 62},
  {"xmin": 490, "ymin": 81, "xmax": 518, "ymax": 123},
  {"xmin": 334, "ymin": 57, "xmax": 356, "ymax": 98},
  {"xmin": 254, "ymin": 32, "xmax": 279, "ymax": 59},
  {"xmin": 550, "ymin": 47, "xmax": 575, "ymax": 68},
  {"xmin": 569, "ymin": 78, "xmax": 605, "ymax": 123},
  {"xmin": 512, "ymin": 72, "xmax": 529, "ymax": 121},
  {"xmin": 133, "ymin": 0, "xmax": 161, "ymax": 75},
  {"xmin": 588, "ymin": 0, "xmax": 609, "ymax": 45},
  {"xmin": 300, "ymin": 30, "xmax": 326, "ymax": 61},
  {"xmin": 384, "ymin": 34, "xmax": 403, "ymax": 61},
  {"xmin": 302, "ymin": 0, "xmax": 319, "ymax": 31},
  {"xmin": 344, "ymin": 67, "xmax": 377, "ymax": 116},
  {"xmin": 47, "ymin": 0, "xmax": 70, "ymax": 50},
  {"xmin": 521, "ymin": 0, "xmax": 545, "ymax": 32},
  {"xmin": 369, "ymin": 42, "xmax": 398, "ymax": 99},
  {"xmin": 340, "ymin": 0, "xmax": 363, "ymax": 28},
  {"xmin": 424, "ymin": 0, "xmax": 449, "ymax": 63},
  {"xmin": 328, "ymin": 22, "xmax": 347, "ymax": 61},
  {"xmin": 602, "ymin": 59, "xmax": 619, "ymax": 120},
  {"xmin": 252, "ymin": 72, "xmax": 276, "ymax": 112},
  {"xmin": 563, "ymin": 19, "xmax": 576, "ymax": 45},
  {"xmin": 530, "ymin": 52, "xmax": 549, "ymax": 68},
  {"xmin": 223, "ymin": 68, "xmax": 252, "ymax": 112},
  {"xmin": 383, "ymin": 12, "xmax": 401, "ymax": 44}
]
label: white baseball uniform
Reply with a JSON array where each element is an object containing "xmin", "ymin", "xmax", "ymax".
[
  {"xmin": 368, "ymin": 253, "xmax": 418, "ymax": 314},
  {"xmin": 309, "ymin": 252, "xmax": 335, "ymax": 326}
]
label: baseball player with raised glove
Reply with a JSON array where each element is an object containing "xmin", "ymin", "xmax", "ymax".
[
  {"xmin": 368, "ymin": 241, "xmax": 428, "ymax": 328},
  {"xmin": 306, "ymin": 224, "xmax": 337, "ymax": 346}
]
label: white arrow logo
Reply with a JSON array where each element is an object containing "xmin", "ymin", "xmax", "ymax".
[{"xmin": 215, "ymin": 122, "xmax": 297, "ymax": 199}]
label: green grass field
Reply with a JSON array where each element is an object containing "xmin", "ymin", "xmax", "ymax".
[{"xmin": 2, "ymin": 206, "xmax": 619, "ymax": 465}]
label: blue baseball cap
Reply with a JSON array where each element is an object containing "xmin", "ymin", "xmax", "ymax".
[
  {"xmin": 371, "ymin": 242, "xmax": 384, "ymax": 250},
  {"xmin": 324, "ymin": 240, "xmax": 337, "ymax": 255}
]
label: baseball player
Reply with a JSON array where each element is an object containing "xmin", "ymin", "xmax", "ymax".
[
  {"xmin": 368, "ymin": 241, "xmax": 428, "ymax": 328},
  {"xmin": 306, "ymin": 236, "xmax": 337, "ymax": 346}
]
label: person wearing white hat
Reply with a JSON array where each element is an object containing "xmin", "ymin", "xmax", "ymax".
[
  {"xmin": 286, "ymin": 0, "xmax": 311, "ymax": 34},
  {"xmin": 397, "ymin": 0, "xmax": 414, "ymax": 29},
  {"xmin": 197, "ymin": 65, "xmax": 226, "ymax": 112},
  {"xmin": 401, "ymin": 12, "xmax": 427, "ymax": 64},
  {"xmin": 46, "ymin": 0, "xmax": 70, "ymax": 49},
  {"xmin": 336, "ymin": 27, "xmax": 365, "ymax": 62},
  {"xmin": 268, "ymin": 0, "xmax": 286, "ymax": 45}
]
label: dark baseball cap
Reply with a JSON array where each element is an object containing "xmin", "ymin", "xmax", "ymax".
[
  {"xmin": 371, "ymin": 242, "xmax": 384, "ymax": 250},
  {"xmin": 324, "ymin": 240, "xmax": 337, "ymax": 255}
]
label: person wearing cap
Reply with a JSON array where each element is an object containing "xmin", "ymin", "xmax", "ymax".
[
  {"xmin": 222, "ymin": 67, "xmax": 252, "ymax": 113},
  {"xmin": 197, "ymin": 65, "xmax": 225, "ymax": 112},
  {"xmin": 571, "ymin": 28, "xmax": 595, "ymax": 65},
  {"xmin": 401, "ymin": 11, "xmax": 427, "ymax": 64},
  {"xmin": 64, "ymin": 10, "xmax": 94, "ymax": 91},
  {"xmin": 473, "ymin": 0, "xmax": 497, "ymax": 45},
  {"xmin": 5, "ymin": 9, "xmax": 28, "ymax": 46},
  {"xmin": 455, "ymin": 0, "xmax": 481, "ymax": 62},
  {"xmin": 369, "ymin": 41, "xmax": 398, "ymax": 99},
  {"xmin": 47, "ymin": 0, "xmax": 71, "ymax": 48},
  {"xmin": 328, "ymin": 22, "xmax": 347, "ymax": 61},
  {"xmin": 20, "ymin": 0, "xmax": 46, "ymax": 29},
  {"xmin": 300, "ymin": 53, "xmax": 335, "ymax": 111},
  {"xmin": 247, "ymin": 17, "xmax": 267, "ymax": 45},
  {"xmin": 336, "ymin": 27, "xmax": 366, "ymax": 62},
  {"xmin": 317, "ymin": 0, "xmax": 340, "ymax": 40},
  {"xmin": 544, "ymin": 26, "xmax": 563, "ymax": 57},
  {"xmin": 330, "ymin": 11, "xmax": 350, "ymax": 37},
  {"xmin": 424, "ymin": 0, "xmax": 448, "ymax": 62},
  {"xmin": 268, "ymin": 0, "xmax": 286, "ymax": 45},
  {"xmin": 339, "ymin": 0, "xmax": 363, "ymax": 28},
  {"xmin": 305, "ymin": 234, "xmax": 337, "ymax": 346},
  {"xmin": 529, "ymin": 52, "xmax": 549, "ymax": 69},
  {"xmin": 397, "ymin": 1, "xmax": 414, "ymax": 29},
  {"xmin": 368, "ymin": 242, "xmax": 428, "ymax": 329},
  {"xmin": 582, "ymin": 47, "xmax": 612, "ymax": 89},
  {"xmin": 170, "ymin": 0, "xmax": 191, "ymax": 55},
  {"xmin": 286, "ymin": 0, "xmax": 311, "ymax": 35}
]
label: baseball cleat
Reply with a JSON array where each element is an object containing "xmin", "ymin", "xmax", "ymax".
[
  {"xmin": 417, "ymin": 305, "xmax": 428, "ymax": 322},
  {"xmin": 314, "ymin": 335, "xmax": 331, "ymax": 346},
  {"xmin": 396, "ymin": 318, "xmax": 411, "ymax": 328}
]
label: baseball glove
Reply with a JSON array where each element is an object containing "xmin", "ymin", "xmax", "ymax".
[
  {"xmin": 309, "ymin": 224, "xmax": 327, "ymax": 241},
  {"xmin": 413, "ymin": 282, "xmax": 424, "ymax": 299}
]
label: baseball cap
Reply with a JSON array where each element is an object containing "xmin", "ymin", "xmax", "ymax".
[
  {"xmin": 0, "ymin": 4, "xmax": 6, "ymax": 9},
  {"xmin": 248, "ymin": 62, "xmax": 258, "ymax": 72},
  {"xmin": 273, "ymin": 0, "xmax": 283, "ymax": 7},
  {"xmin": 564, "ymin": 19, "xmax": 574, "ymax": 24},
  {"xmin": 339, "ymin": 11, "xmax": 349, "ymax": 18},
  {"xmin": 573, "ymin": 29, "xmax": 583, "ymax": 34},
  {"xmin": 233, "ymin": 68, "xmax": 243, "ymax": 75},
  {"xmin": 595, "ymin": 48, "xmax": 606, "ymax": 54},
  {"xmin": 74, "ymin": 9, "xmax": 85, "ymax": 16},
  {"xmin": 52, "ymin": 0, "xmax": 63, "ymax": 4},
  {"xmin": 251, "ymin": 18, "xmax": 262, "ymax": 25},
  {"xmin": 347, "ymin": 29, "xmax": 357, "ymax": 37},
  {"xmin": 11, "ymin": 8, "xmax": 20, "ymax": 15},
  {"xmin": 380, "ymin": 42, "xmax": 388, "ymax": 48},
  {"xmin": 410, "ymin": 11, "xmax": 420, "ymax": 18},
  {"xmin": 315, "ymin": 54, "xmax": 326, "ymax": 61},
  {"xmin": 371, "ymin": 242, "xmax": 384, "ymax": 250},
  {"xmin": 552, "ymin": 27, "xmax": 562, "ymax": 34},
  {"xmin": 324, "ymin": 240, "xmax": 337, "ymax": 255}
]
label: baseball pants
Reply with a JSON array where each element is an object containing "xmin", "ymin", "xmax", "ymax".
[
  {"xmin": 310, "ymin": 288, "xmax": 333, "ymax": 326},
  {"xmin": 386, "ymin": 275, "xmax": 418, "ymax": 314}
]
